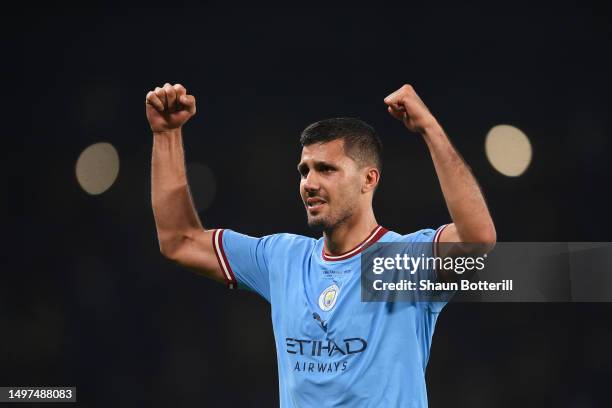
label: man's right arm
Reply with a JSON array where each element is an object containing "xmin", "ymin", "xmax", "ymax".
[{"xmin": 147, "ymin": 83, "xmax": 225, "ymax": 284}]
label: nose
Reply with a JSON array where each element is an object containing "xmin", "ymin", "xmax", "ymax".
[{"xmin": 303, "ymin": 171, "xmax": 320, "ymax": 194}]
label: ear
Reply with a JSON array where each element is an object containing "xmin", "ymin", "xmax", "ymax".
[{"xmin": 362, "ymin": 167, "xmax": 380, "ymax": 193}]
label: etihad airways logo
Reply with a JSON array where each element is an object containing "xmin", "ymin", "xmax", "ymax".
[
  {"xmin": 286, "ymin": 337, "xmax": 367, "ymax": 357},
  {"xmin": 287, "ymin": 337, "xmax": 368, "ymax": 374}
]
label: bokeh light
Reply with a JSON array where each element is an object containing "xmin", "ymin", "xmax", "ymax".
[
  {"xmin": 75, "ymin": 142, "xmax": 120, "ymax": 195},
  {"xmin": 485, "ymin": 125, "xmax": 532, "ymax": 177}
]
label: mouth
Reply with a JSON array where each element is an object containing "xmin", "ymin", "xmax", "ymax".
[{"xmin": 306, "ymin": 197, "xmax": 327, "ymax": 213}]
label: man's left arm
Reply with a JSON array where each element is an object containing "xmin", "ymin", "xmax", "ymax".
[{"xmin": 384, "ymin": 84, "xmax": 497, "ymax": 255}]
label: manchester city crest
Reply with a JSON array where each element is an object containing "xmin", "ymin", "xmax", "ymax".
[{"xmin": 318, "ymin": 283, "xmax": 340, "ymax": 311}]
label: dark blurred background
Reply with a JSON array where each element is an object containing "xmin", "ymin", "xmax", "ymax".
[{"xmin": 5, "ymin": 3, "xmax": 612, "ymax": 407}]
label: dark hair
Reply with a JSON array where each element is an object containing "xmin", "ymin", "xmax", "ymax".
[{"xmin": 299, "ymin": 118, "xmax": 383, "ymax": 170}]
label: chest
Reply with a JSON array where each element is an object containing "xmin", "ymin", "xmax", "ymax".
[{"xmin": 271, "ymin": 258, "xmax": 418, "ymax": 342}]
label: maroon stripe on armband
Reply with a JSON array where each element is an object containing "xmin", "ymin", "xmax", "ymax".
[
  {"xmin": 432, "ymin": 224, "xmax": 448, "ymax": 259},
  {"xmin": 212, "ymin": 229, "xmax": 237, "ymax": 289}
]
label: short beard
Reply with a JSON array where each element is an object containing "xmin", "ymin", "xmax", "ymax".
[
  {"xmin": 307, "ymin": 217, "xmax": 328, "ymax": 233},
  {"xmin": 307, "ymin": 210, "xmax": 352, "ymax": 234}
]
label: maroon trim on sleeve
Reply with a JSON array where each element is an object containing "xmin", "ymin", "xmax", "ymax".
[
  {"xmin": 432, "ymin": 224, "xmax": 449, "ymax": 259},
  {"xmin": 212, "ymin": 229, "xmax": 237, "ymax": 289}
]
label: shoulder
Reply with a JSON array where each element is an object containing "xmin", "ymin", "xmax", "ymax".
[
  {"xmin": 264, "ymin": 232, "xmax": 317, "ymax": 248},
  {"xmin": 257, "ymin": 233, "xmax": 318, "ymax": 267},
  {"xmin": 221, "ymin": 229, "xmax": 316, "ymax": 250},
  {"xmin": 381, "ymin": 227, "xmax": 441, "ymax": 243}
]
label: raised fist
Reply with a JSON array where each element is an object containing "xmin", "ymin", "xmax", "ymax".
[
  {"xmin": 145, "ymin": 83, "xmax": 196, "ymax": 132},
  {"xmin": 384, "ymin": 84, "xmax": 437, "ymax": 134}
]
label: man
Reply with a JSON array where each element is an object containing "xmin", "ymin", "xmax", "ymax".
[{"xmin": 145, "ymin": 83, "xmax": 496, "ymax": 407}]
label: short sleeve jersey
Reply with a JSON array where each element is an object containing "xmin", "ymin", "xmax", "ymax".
[{"xmin": 212, "ymin": 225, "xmax": 448, "ymax": 408}]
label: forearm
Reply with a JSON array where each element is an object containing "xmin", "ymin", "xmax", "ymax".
[
  {"xmin": 423, "ymin": 124, "xmax": 496, "ymax": 243},
  {"xmin": 151, "ymin": 128, "xmax": 204, "ymax": 256}
]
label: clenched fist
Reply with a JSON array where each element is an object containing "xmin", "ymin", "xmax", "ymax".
[
  {"xmin": 384, "ymin": 84, "xmax": 438, "ymax": 134},
  {"xmin": 145, "ymin": 83, "xmax": 196, "ymax": 133}
]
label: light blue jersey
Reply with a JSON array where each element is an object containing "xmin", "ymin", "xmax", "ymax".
[{"xmin": 212, "ymin": 225, "xmax": 448, "ymax": 408}]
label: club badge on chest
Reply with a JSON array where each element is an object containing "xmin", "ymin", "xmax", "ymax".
[{"xmin": 319, "ymin": 283, "xmax": 340, "ymax": 311}]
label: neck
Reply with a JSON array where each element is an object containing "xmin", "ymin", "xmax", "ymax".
[{"xmin": 323, "ymin": 207, "xmax": 378, "ymax": 256}]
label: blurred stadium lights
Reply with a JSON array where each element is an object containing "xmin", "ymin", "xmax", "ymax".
[
  {"xmin": 485, "ymin": 124, "xmax": 533, "ymax": 177},
  {"xmin": 186, "ymin": 162, "xmax": 217, "ymax": 211},
  {"xmin": 75, "ymin": 142, "xmax": 120, "ymax": 195}
]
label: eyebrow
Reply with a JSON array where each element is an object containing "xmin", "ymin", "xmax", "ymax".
[{"xmin": 297, "ymin": 160, "xmax": 336, "ymax": 171}]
